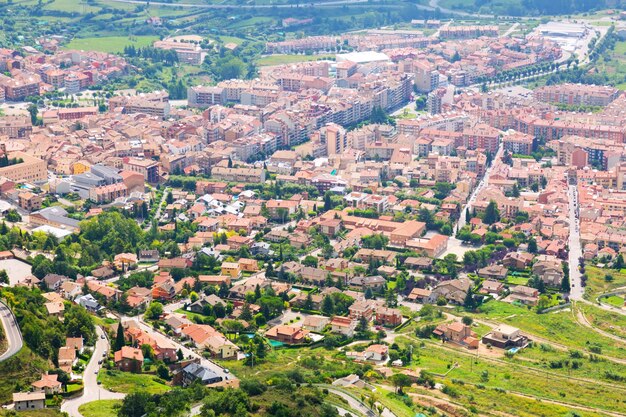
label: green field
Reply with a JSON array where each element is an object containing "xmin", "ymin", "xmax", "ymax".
[
  {"xmin": 584, "ymin": 266, "xmax": 626, "ymax": 300},
  {"xmin": 98, "ymin": 370, "xmax": 170, "ymax": 395},
  {"xmin": 603, "ymin": 295, "xmax": 625, "ymax": 308},
  {"xmin": 0, "ymin": 410, "xmax": 66, "ymax": 417},
  {"xmin": 64, "ymin": 36, "xmax": 158, "ymax": 54},
  {"xmin": 79, "ymin": 400, "xmax": 122, "ymax": 417},
  {"xmin": 257, "ymin": 54, "xmax": 335, "ymax": 66},
  {"xmin": 578, "ymin": 302, "xmax": 626, "ymax": 340}
]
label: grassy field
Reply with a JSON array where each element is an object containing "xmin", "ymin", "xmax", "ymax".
[
  {"xmin": 584, "ymin": 266, "xmax": 626, "ymax": 299},
  {"xmin": 396, "ymin": 336, "xmax": 626, "ymax": 414},
  {"xmin": 467, "ymin": 300, "xmax": 626, "ymax": 359},
  {"xmin": 98, "ymin": 370, "xmax": 170, "ymax": 395},
  {"xmin": 603, "ymin": 294, "xmax": 625, "ymax": 308},
  {"xmin": 64, "ymin": 36, "xmax": 158, "ymax": 54},
  {"xmin": 0, "ymin": 410, "xmax": 66, "ymax": 417},
  {"xmin": 0, "ymin": 347, "xmax": 48, "ymax": 403},
  {"xmin": 578, "ymin": 302, "xmax": 626, "ymax": 340},
  {"xmin": 257, "ymin": 54, "xmax": 335, "ymax": 66},
  {"xmin": 79, "ymin": 400, "xmax": 122, "ymax": 417}
]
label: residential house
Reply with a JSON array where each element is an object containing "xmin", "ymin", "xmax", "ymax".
[
  {"xmin": 65, "ymin": 337, "xmax": 84, "ymax": 354},
  {"xmin": 58, "ymin": 346, "xmax": 77, "ymax": 373},
  {"xmin": 404, "ymin": 257, "xmax": 433, "ymax": 271},
  {"xmin": 429, "ymin": 278, "xmax": 472, "ymax": 304},
  {"xmin": 31, "ymin": 373, "xmax": 62, "ymax": 395},
  {"xmin": 188, "ymin": 295, "xmax": 225, "ymax": 314},
  {"xmin": 479, "ymin": 280, "xmax": 505, "ymax": 295},
  {"xmin": 330, "ymin": 316, "xmax": 357, "ymax": 337},
  {"xmin": 43, "ymin": 273, "xmax": 68, "ymax": 291},
  {"xmin": 265, "ymin": 325, "xmax": 309, "ymax": 344},
  {"xmin": 406, "ymin": 287, "xmax": 432, "ymax": 303},
  {"xmin": 45, "ymin": 301, "xmax": 65, "ymax": 318},
  {"xmin": 531, "ymin": 255, "xmax": 564, "ymax": 287},
  {"xmin": 13, "ymin": 392, "xmax": 45, "ymax": 411},
  {"xmin": 75, "ymin": 294, "xmax": 102, "ymax": 312},
  {"xmin": 139, "ymin": 250, "xmax": 160, "ymax": 263},
  {"xmin": 238, "ymin": 258, "xmax": 259, "ymax": 272},
  {"xmin": 221, "ymin": 262, "xmax": 241, "ymax": 278},
  {"xmin": 349, "ymin": 300, "xmax": 375, "ymax": 321},
  {"xmin": 433, "ymin": 322, "xmax": 478, "ymax": 349},
  {"xmin": 114, "ymin": 346, "xmax": 144, "ymax": 373},
  {"xmin": 302, "ymin": 315, "xmax": 330, "ymax": 332},
  {"xmin": 482, "ymin": 324, "xmax": 529, "ymax": 349},
  {"xmin": 152, "ymin": 280, "xmax": 176, "ymax": 301},
  {"xmin": 375, "ymin": 307, "xmax": 402, "ymax": 327},
  {"xmin": 502, "ymin": 252, "xmax": 533, "ymax": 270},
  {"xmin": 505, "ymin": 285, "xmax": 539, "ymax": 306},
  {"xmin": 477, "ymin": 264, "xmax": 508, "ymax": 281},
  {"xmin": 181, "ymin": 363, "xmax": 223, "ymax": 387},
  {"xmin": 348, "ymin": 275, "xmax": 386, "ymax": 291}
]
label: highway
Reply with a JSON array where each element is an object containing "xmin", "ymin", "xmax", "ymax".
[
  {"xmin": 0, "ymin": 301, "xmax": 22, "ymax": 362},
  {"xmin": 61, "ymin": 326, "xmax": 125, "ymax": 417}
]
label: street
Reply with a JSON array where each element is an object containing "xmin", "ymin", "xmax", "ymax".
[
  {"xmin": 567, "ymin": 184, "xmax": 584, "ymax": 301},
  {"xmin": 61, "ymin": 326, "xmax": 125, "ymax": 417},
  {"xmin": 0, "ymin": 301, "xmax": 22, "ymax": 362}
]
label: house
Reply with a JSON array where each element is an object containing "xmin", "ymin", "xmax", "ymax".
[
  {"xmin": 221, "ymin": 262, "xmax": 241, "ymax": 278},
  {"xmin": 114, "ymin": 346, "xmax": 144, "ymax": 373},
  {"xmin": 505, "ymin": 285, "xmax": 539, "ymax": 306},
  {"xmin": 347, "ymin": 344, "xmax": 389, "ymax": 362},
  {"xmin": 404, "ymin": 257, "xmax": 433, "ymax": 270},
  {"xmin": 479, "ymin": 280, "xmax": 505, "ymax": 295},
  {"xmin": 126, "ymin": 286, "xmax": 153, "ymax": 309},
  {"xmin": 75, "ymin": 294, "xmax": 101, "ymax": 312},
  {"xmin": 348, "ymin": 275, "xmax": 386, "ymax": 291},
  {"xmin": 158, "ymin": 257, "xmax": 192, "ymax": 269},
  {"xmin": 406, "ymin": 287, "xmax": 432, "ymax": 303},
  {"xmin": 91, "ymin": 266, "xmax": 115, "ymax": 280},
  {"xmin": 477, "ymin": 264, "xmax": 508, "ymax": 280},
  {"xmin": 502, "ymin": 252, "xmax": 533, "ymax": 270},
  {"xmin": 330, "ymin": 316, "xmax": 357, "ymax": 337},
  {"xmin": 405, "ymin": 234, "xmax": 449, "ymax": 257},
  {"xmin": 375, "ymin": 307, "xmax": 402, "ymax": 327},
  {"xmin": 138, "ymin": 250, "xmax": 160, "ymax": 262},
  {"xmin": 45, "ymin": 301, "xmax": 65, "ymax": 318},
  {"xmin": 31, "ymin": 373, "xmax": 62, "ymax": 395},
  {"xmin": 188, "ymin": 294, "xmax": 225, "ymax": 314},
  {"xmin": 238, "ymin": 258, "xmax": 259, "ymax": 272},
  {"xmin": 265, "ymin": 325, "xmax": 309, "ymax": 344},
  {"xmin": 60, "ymin": 281, "xmax": 83, "ymax": 300},
  {"xmin": 65, "ymin": 337, "xmax": 84, "ymax": 354},
  {"xmin": 58, "ymin": 346, "xmax": 77, "ymax": 373},
  {"xmin": 532, "ymin": 255, "xmax": 563, "ymax": 287},
  {"xmin": 482, "ymin": 324, "xmax": 529, "ymax": 349},
  {"xmin": 349, "ymin": 300, "xmax": 375, "ymax": 321},
  {"xmin": 251, "ymin": 242, "xmax": 272, "ymax": 256},
  {"xmin": 433, "ymin": 322, "xmax": 478, "ymax": 349},
  {"xmin": 302, "ymin": 315, "xmax": 330, "ymax": 332},
  {"xmin": 429, "ymin": 278, "xmax": 472, "ymax": 304},
  {"xmin": 114, "ymin": 253, "xmax": 138, "ymax": 269},
  {"xmin": 13, "ymin": 392, "xmax": 45, "ymax": 411},
  {"xmin": 181, "ymin": 363, "xmax": 223, "ymax": 387},
  {"xmin": 152, "ymin": 280, "xmax": 176, "ymax": 301},
  {"xmin": 42, "ymin": 273, "xmax": 68, "ymax": 291}
]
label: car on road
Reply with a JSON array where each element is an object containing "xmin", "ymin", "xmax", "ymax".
[
  {"xmin": 95, "ymin": 370, "xmax": 98, "ymax": 374},
  {"xmin": 224, "ymin": 369, "xmax": 229, "ymax": 373},
  {"xmin": 98, "ymin": 360, "xmax": 102, "ymax": 364},
  {"xmin": 100, "ymin": 335, "xmax": 105, "ymax": 339}
]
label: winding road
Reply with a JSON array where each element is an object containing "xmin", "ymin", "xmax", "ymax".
[
  {"xmin": 61, "ymin": 326, "xmax": 125, "ymax": 417},
  {"xmin": 0, "ymin": 301, "xmax": 22, "ymax": 362}
]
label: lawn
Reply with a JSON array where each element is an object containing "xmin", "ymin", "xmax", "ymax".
[
  {"xmin": 584, "ymin": 266, "xmax": 626, "ymax": 300},
  {"xmin": 98, "ymin": 369, "xmax": 170, "ymax": 395},
  {"xmin": 256, "ymin": 54, "xmax": 335, "ymax": 66},
  {"xmin": 0, "ymin": 410, "xmax": 66, "ymax": 417},
  {"xmin": 79, "ymin": 400, "xmax": 122, "ymax": 417},
  {"xmin": 64, "ymin": 36, "xmax": 158, "ymax": 54},
  {"xmin": 505, "ymin": 275, "xmax": 529, "ymax": 285},
  {"xmin": 578, "ymin": 302, "xmax": 626, "ymax": 340},
  {"xmin": 396, "ymin": 336, "xmax": 626, "ymax": 414},
  {"xmin": 602, "ymin": 295, "xmax": 625, "ymax": 308},
  {"xmin": 468, "ymin": 300, "xmax": 626, "ymax": 359}
]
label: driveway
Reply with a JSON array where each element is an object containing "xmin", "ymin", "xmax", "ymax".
[
  {"xmin": 61, "ymin": 326, "xmax": 125, "ymax": 417},
  {"xmin": 0, "ymin": 301, "xmax": 22, "ymax": 362}
]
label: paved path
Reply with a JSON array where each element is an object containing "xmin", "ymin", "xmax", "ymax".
[
  {"xmin": 61, "ymin": 326, "xmax": 125, "ymax": 417},
  {"xmin": 0, "ymin": 301, "xmax": 22, "ymax": 362}
]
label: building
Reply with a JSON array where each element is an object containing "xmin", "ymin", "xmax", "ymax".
[
  {"xmin": 13, "ymin": 392, "xmax": 45, "ymax": 411},
  {"xmin": 534, "ymin": 84, "xmax": 620, "ymax": 107},
  {"xmin": 433, "ymin": 322, "xmax": 478, "ymax": 349},
  {"xmin": 123, "ymin": 158, "xmax": 159, "ymax": 183},
  {"xmin": 481, "ymin": 324, "xmax": 529, "ymax": 349},
  {"xmin": 180, "ymin": 362, "xmax": 223, "ymax": 387},
  {"xmin": 188, "ymin": 86, "xmax": 226, "ymax": 107},
  {"xmin": 114, "ymin": 346, "xmax": 144, "ymax": 373},
  {"xmin": 375, "ymin": 307, "xmax": 402, "ymax": 327},
  {"xmin": 31, "ymin": 373, "xmax": 62, "ymax": 395},
  {"xmin": 265, "ymin": 325, "xmax": 309, "ymax": 344},
  {"xmin": 0, "ymin": 152, "xmax": 46, "ymax": 183},
  {"xmin": 330, "ymin": 316, "xmax": 357, "ymax": 337}
]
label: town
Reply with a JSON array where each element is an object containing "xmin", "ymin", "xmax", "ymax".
[{"xmin": 1, "ymin": 2, "xmax": 626, "ymax": 417}]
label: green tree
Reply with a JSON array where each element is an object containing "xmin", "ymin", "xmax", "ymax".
[
  {"xmin": 145, "ymin": 301, "xmax": 164, "ymax": 320},
  {"xmin": 321, "ymin": 295, "xmax": 335, "ymax": 316},
  {"xmin": 390, "ymin": 373, "xmax": 412, "ymax": 394},
  {"xmin": 0, "ymin": 269, "xmax": 8, "ymax": 284},
  {"xmin": 114, "ymin": 320, "xmax": 125, "ymax": 351},
  {"xmin": 483, "ymin": 201, "xmax": 500, "ymax": 225}
]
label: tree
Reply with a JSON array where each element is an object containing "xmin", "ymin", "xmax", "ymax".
[
  {"xmin": 528, "ymin": 237, "xmax": 538, "ymax": 254},
  {"xmin": 114, "ymin": 320, "xmax": 125, "ymax": 351},
  {"xmin": 118, "ymin": 391, "xmax": 152, "ymax": 417},
  {"xmin": 390, "ymin": 373, "xmax": 412, "ymax": 394},
  {"xmin": 615, "ymin": 254, "xmax": 624, "ymax": 270},
  {"xmin": 462, "ymin": 316, "xmax": 473, "ymax": 326},
  {"xmin": 265, "ymin": 261, "xmax": 274, "ymax": 278},
  {"xmin": 177, "ymin": 348, "xmax": 184, "ymax": 361},
  {"xmin": 512, "ymin": 183, "xmax": 520, "ymax": 198},
  {"xmin": 303, "ymin": 293, "xmax": 314, "ymax": 311},
  {"xmin": 0, "ymin": 269, "xmax": 8, "ymax": 284},
  {"xmin": 157, "ymin": 363, "xmax": 170, "ymax": 380},
  {"xmin": 463, "ymin": 291, "xmax": 475, "ymax": 311},
  {"xmin": 145, "ymin": 301, "xmax": 164, "ymax": 320},
  {"xmin": 321, "ymin": 295, "xmax": 334, "ymax": 316},
  {"xmin": 189, "ymin": 291, "xmax": 199, "ymax": 303},
  {"xmin": 302, "ymin": 255, "xmax": 318, "ymax": 268},
  {"xmin": 483, "ymin": 201, "xmax": 500, "ymax": 225}
]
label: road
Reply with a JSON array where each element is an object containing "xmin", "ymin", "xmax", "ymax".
[
  {"xmin": 61, "ymin": 327, "xmax": 125, "ymax": 417},
  {"xmin": 567, "ymin": 184, "xmax": 584, "ymax": 301},
  {"xmin": 0, "ymin": 301, "xmax": 22, "ymax": 362},
  {"xmin": 109, "ymin": 0, "xmax": 383, "ymax": 9}
]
